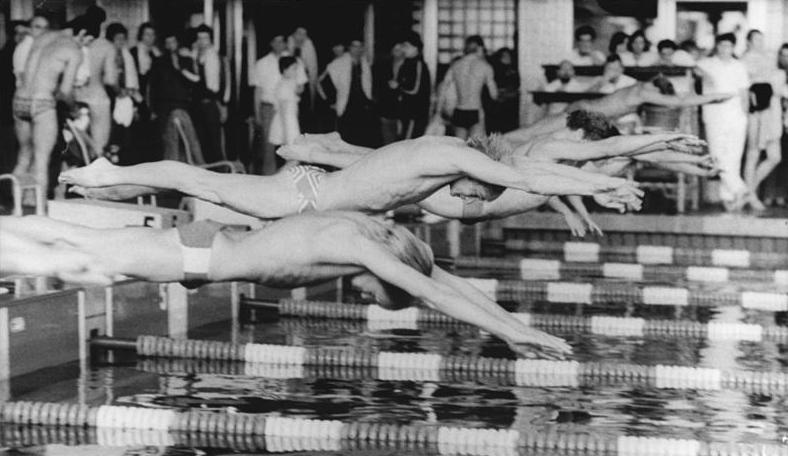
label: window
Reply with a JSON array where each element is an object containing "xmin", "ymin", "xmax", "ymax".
[{"xmin": 437, "ymin": 0, "xmax": 517, "ymax": 64}]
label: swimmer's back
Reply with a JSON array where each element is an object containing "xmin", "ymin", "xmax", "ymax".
[
  {"xmin": 451, "ymin": 54, "xmax": 493, "ymax": 110},
  {"xmin": 20, "ymin": 32, "xmax": 77, "ymax": 97}
]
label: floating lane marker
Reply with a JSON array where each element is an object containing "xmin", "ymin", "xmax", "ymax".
[
  {"xmin": 741, "ymin": 292, "xmax": 788, "ymax": 312},
  {"xmin": 519, "ymin": 258, "xmax": 561, "ymax": 280},
  {"xmin": 546, "ymin": 282, "xmax": 593, "ymax": 304},
  {"xmin": 711, "ymin": 249, "xmax": 750, "ymax": 268},
  {"xmin": 564, "ymin": 242, "xmax": 600, "ymax": 263},
  {"xmin": 602, "ymin": 263, "xmax": 644, "ymax": 281},
  {"xmin": 641, "ymin": 287, "xmax": 689, "ymax": 306},
  {"xmin": 686, "ymin": 266, "xmax": 729, "ymax": 283},
  {"xmin": 636, "ymin": 245, "xmax": 674, "ymax": 264}
]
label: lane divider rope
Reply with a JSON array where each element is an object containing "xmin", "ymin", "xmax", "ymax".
[
  {"xmin": 2, "ymin": 402, "xmax": 787, "ymax": 456},
  {"xmin": 502, "ymin": 240, "xmax": 788, "ymax": 269},
  {"xmin": 453, "ymin": 256, "xmax": 788, "ymax": 285},
  {"xmin": 115, "ymin": 335, "xmax": 788, "ymax": 393}
]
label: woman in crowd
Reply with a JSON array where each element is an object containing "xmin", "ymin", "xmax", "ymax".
[
  {"xmin": 268, "ymin": 56, "xmax": 303, "ymax": 147},
  {"xmin": 396, "ymin": 32, "xmax": 431, "ymax": 139},
  {"xmin": 487, "ymin": 47, "xmax": 520, "ymax": 133},
  {"xmin": 620, "ymin": 30, "xmax": 658, "ymax": 67},
  {"xmin": 608, "ymin": 31, "xmax": 628, "ymax": 56}
]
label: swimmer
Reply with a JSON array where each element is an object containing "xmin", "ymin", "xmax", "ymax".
[
  {"xmin": 444, "ymin": 35, "xmax": 498, "ymax": 139},
  {"xmin": 504, "ymin": 76, "xmax": 734, "ymax": 145},
  {"xmin": 12, "ymin": 9, "xmax": 102, "ymax": 192},
  {"xmin": 60, "ymin": 135, "xmax": 642, "ymax": 220},
  {"xmin": 0, "ymin": 213, "xmax": 572, "ymax": 357}
]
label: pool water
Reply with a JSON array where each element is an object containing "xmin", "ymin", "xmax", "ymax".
[{"xmin": 4, "ymin": 269, "xmax": 788, "ymax": 455}]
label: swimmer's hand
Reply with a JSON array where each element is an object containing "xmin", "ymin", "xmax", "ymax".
[
  {"xmin": 562, "ymin": 212, "xmax": 586, "ymax": 237},
  {"xmin": 506, "ymin": 330, "xmax": 572, "ymax": 360},
  {"xmin": 582, "ymin": 215, "xmax": 604, "ymax": 237},
  {"xmin": 594, "ymin": 184, "xmax": 643, "ymax": 213}
]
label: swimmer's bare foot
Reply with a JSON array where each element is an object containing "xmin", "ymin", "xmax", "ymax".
[
  {"xmin": 59, "ymin": 157, "xmax": 117, "ymax": 187},
  {"xmin": 746, "ymin": 192, "xmax": 766, "ymax": 212},
  {"xmin": 69, "ymin": 184, "xmax": 154, "ymax": 201}
]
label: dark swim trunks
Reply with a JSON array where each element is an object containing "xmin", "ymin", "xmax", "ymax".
[
  {"xmin": 460, "ymin": 198, "xmax": 486, "ymax": 225},
  {"xmin": 451, "ymin": 109, "xmax": 480, "ymax": 129},
  {"xmin": 12, "ymin": 96, "xmax": 56, "ymax": 122}
]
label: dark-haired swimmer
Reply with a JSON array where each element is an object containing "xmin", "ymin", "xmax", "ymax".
[
  {"xmin": 504, "ymin": 77, "xmax": 734, "ymax": 145},
  {"xmin": 61, "ymin": 135, "xmax": 641, "ymax": 219},
  {"xmin": 0, "ymin": 213, "xmax": 571, "ymax": 357}
]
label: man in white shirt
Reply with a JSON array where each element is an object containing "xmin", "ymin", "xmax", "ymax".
[
  {"xmin": 696, "ymin": 33, "xmax": 750, "ymax": 210},
  {"xmin": 568, "ymin": 26, "xmax": 606, "ymax": 66},
  {"xmin": 251, "ymin": 34, "xmax": 307, "ymax": 175}
]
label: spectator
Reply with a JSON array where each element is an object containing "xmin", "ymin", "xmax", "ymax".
[
  {"xmin": 191, "ymin": 24, "xmax": 223, "ymax": 163},
  {"xmin": 569, "ymin": 25, "xmax": 606, "ymax": 66},
  {"xmin": 251, "ymin": 34, "xmax": 307, "ymax": 174},
  {"xmin": 331, "ymin": 43, "xmax": 346, "ymax": 61},
  {"xmin": 677, "ymin": 40, "xmax": 701, "ymax": 65},
  {"xmin": 75, "ymin": 6, "xmax": 116, "ymax": 157},
  {"xmin": 442, "ymin": 35, "xmax": 497, "ymax": 139},
  {"xmin": 608, "ymin": 31, "xmax": 628, "ymax": 56},
  {"xmin": 588, "ymin": 54, "xmax": 637, "ymax": 94},
  {"xmin": 288, "ymin": 27, "xmax": 318, "ymax": 129},
  {"xmin": 741, "ymin": 30, "xmax": 785, "ymax": 210},
  {"xmin": 269, "ymin": 56, "xmax": 302, "ymax": 147},
  {"xmin": 543, "ymin": 60, "xmax": 589, "ymax": 115},
  {"xmin": 620, "ymin": 30, "xmax": 658, "ymax": 67},
  {"xmin": 376, "ymin": 42, "xmax": 405, "ymax": 145},
  {"xmin": 106, "ymin": 22, "xmax": 141, "ymax": 164},
  {"xmin": 656, "ymin": 40, "xmax": 678, "ymax": 65},
  {"xmin": 131, "ymin": 23, "xmax": 161, "ymax": 105},
  {"xmin": 696, "ymin": 33, "xmax": 750, "ymax": 211},
  {"xmin": 148, "ymin": 31, "xmax": 203, "ymax": 163},
  {"xmin": 763, "ymin": 43, "xmax": 788, "ymax": 207},
  {"xmin": 323, "ymin": 39, "xmax": 377, "ymax": 146},
  {"xmin": 62, "ymin": 102, "xmax": 99, "ymax": 166},
  {"xmin": 488, "ymin": 47, "xmax": 519, "ymax": 133},
  {"xmin": 396, "ymin": 32, "xmax": 431, "ymax": 138}
]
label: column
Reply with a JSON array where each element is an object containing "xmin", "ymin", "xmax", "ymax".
[
  {"xmin": 364, "ymin": 2, "xmax": 375, "ymax": 62},
  {"xmin": 422, "ymin": 0, "xmax": 439, "ymax": 86},
  {"xmin": 517, "ymin": 0, "xmax": 574, "ymax": 125},
  {"xmin": 653, "ymin": 0, "xmax": 677, "ymax": 41},
  {"xmin": 10, "ymin": 0, "xmax": 34, "ymax": 19},
  {"xmin": 204, "ymin": 0, "xmax": 215, "ymax": 27}
]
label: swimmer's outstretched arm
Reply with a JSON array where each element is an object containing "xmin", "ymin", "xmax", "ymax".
[
  {"xmin": 641, "ymin": 91, "xmax": 734, "ymax": 108},
  {"xmin": 356, "ymin": 243, "xmax": 571, "ymax": 356},
  {"xmin": 534, "ymin": 133, "xmax": 704, "ymax": 161},
  {"xmin": 440, "ymin": 144, "xmax": 638, "ymax": 196}
]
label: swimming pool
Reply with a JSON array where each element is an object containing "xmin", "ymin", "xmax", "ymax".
[{"xmin": 4, "ymin": 220, "xmax": 788, "ymax": 456}]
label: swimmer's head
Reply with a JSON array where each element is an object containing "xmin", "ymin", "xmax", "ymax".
[
  {"xmin": 565, "ymin": 110, "xmax": 618, "ymax": 141},
  {"xmin": 29, "ymin": 12, "xmax": 50, "ymax": 38},
  {"xmin": 106, "ymin": 22, "xmax": 127, "ymax": 49},
  {"xmin": 651, "ymin": 75, "xmax": 676, "ymax": 95},
  {"xmin": 448, "ymin": 135, "xmax": 509, "ymax": 202},
  {"xmin": 556, "ymin": 60, "xmax": 575, "ymax": 83},
  {"xmin": 278, "ymin": 55, "xmax": 299, "ymax": 79},
  {"xmin": 464, "ymin": 35, "xmax": 485, "ymax": 55},
  {"xmin": 350, "ymin": 218, "xmax": 434, "ymax": 308},
  {"xmin": 67, "ymin": 5, "xmax": 106, "ymax": 45}
]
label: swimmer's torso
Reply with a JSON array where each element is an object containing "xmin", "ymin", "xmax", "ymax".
[
  {"xmin": 451, "ymin": 55, "xmax": 492, "ymax": 110},
  {"xmin": 210, "ymin": 212, "xmax": 370, "ymax": 286},
  {"xmin": 318, "ymin": 138, "xmax": 461, "ymax": 212},
  {"xmin": 18, "ymin": 32, "xmax": 80, "ymax": 98}
]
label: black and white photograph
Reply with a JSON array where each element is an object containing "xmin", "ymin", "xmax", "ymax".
[{"xmin": 0, "ymin": 0, "xmax": 788, "ymax": 454}]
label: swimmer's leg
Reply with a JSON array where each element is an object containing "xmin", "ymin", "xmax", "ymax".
[
  {"xmin": 453, "ymin": 125, "xmax": 469, "ymax": 140},
  {"xmin": 31, "ymin": 108, "xmax": 58, "ymax": 190},
  {"xmin": 469, "ymin": 120, "xmax": 486, "ymax": 139},
  {"xmin": 12, "ymin": 118, "xmax": 32, "ymax": 177},
  {"xmin": 90, "ymin": 100, "xmax": 112, "ymax": 153},
  {"xmin": 754, "ymin": 139, "xmax": 781, "ymax": 194}
]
